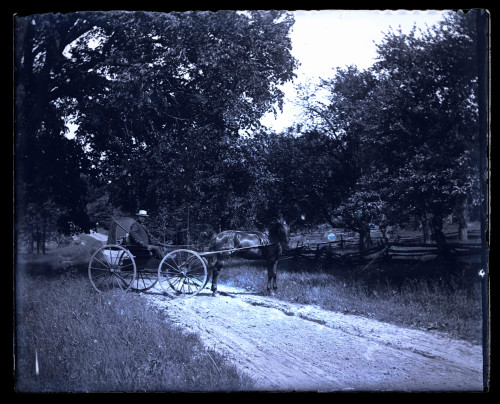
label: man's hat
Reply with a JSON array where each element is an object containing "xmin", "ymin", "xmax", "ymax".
[{"xmin": 136, "ymin": 210, "xmax": 149, "ymax": 217}]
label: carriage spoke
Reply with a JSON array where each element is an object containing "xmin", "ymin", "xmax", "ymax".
[
  {"xmin": 116, "ymin": 273, "xmax": 127, "ymax": 288},
  {"xmin": 163, "ymin": 261, "xmax": 181, "ymax": 273},
  {"xmin": 115, "ymin": 272, "xmax": 132, "ymax": 285},
  {"xmin": 168, "ymin": 275, "xmax": 184, "ymax": 289},
  {"xmin": 188, "ymin": 277, "xmax": 202, "ymax": 287},
  {"xmin": 89, "ymin": 266, "xmax": 111, "ymax": 273},
  {"xmin": 187, "ymin": 269, "xmax": 205, "ymax": 282},
  {"xmin": 184, "ymin": 277, "xmax": 194, "ymax": 294},
  {"xmin": 158, "ymin": 249, "xmax": 207, "ymax": 297},
  {"xmin": 136, "ymin": 273, "xmax": 147, "ymax": 289},
  {"xmin": 180, "ymin": 278, "xmax": 190, "ymax": 294},
  {"xmin": 111, "ymin": 250, "xmax": 122, "ymax": 267},
  {"xmin": 105, "ymin": 274, "xmax": 116, "ymax": 291},
  {"xmin": 95, "ymin": 272, "xmax": 112, "ymax": 290},
  {"xmin": 132, "ymin": 270, "xmax": 157, "ymax": 292},
  {"xmin": 89, "ymin": 245, "xmax": 136, "ymax": 293},
  {"xmin": 92, "ymin": 255, "xmax": 110, "ymax": 269},
  {"xmin": 137, "ymin": 274, "xmax": 148, "ymax": 289},
  {"xmin": 113, "ymin": 274, "xmax": 122, "ymax": 290},
  {"xmin": 90, "ymin": 270, "xmax": 112, "ymax": 279},
  {"xmin": 185, "ymin": 278, "xmax": 199, "ymax": 293}
]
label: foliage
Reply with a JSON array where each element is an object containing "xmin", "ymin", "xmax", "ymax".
[
  {"xmin": 14, "ymin": 10, "xmax": 297, "ymax": 239},
  {"xmin": 14, "ymin": 10, "xmax": 485, "ymax": 247},
  {"xmin": 72, "ymin": 10, "xmax": 297, "ymax": 221},
  {"xmin": 367, "ymin": 12, "xmax": 480, "ymax": 224},
  {"xmin": 296, "ymin": 11, "xmax": 482, "ymax": 243}
]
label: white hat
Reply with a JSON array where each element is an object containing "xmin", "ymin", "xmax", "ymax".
[{"xmin": 136, "ymin": 210, "xmax": 149, "ymax": 217}]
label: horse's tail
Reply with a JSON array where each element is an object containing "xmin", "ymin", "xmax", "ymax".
[
  {"xmin": 205, "ymin": 234, "xmax": 220, "ymax": 266},
  {"xmin": 258, "ymin": 232, "xmax": 270, "ymax": 247}
]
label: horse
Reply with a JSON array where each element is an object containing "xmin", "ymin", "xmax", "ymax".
[{"xmin": 208, "ymin": 220, "xmax": 290, "ymax": 296}]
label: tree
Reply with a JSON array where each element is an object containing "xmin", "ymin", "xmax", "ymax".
[
  {"xmin": 297, "ymin": 66, "xmax": 380, "ymax": 244},
  {"xmin": 298, "ymin": 11, "xmax": 482, "ymax": 249},
  {"xmin": 72, "ymin": 10, "xmax": 297, "ymax": 221},
  {"xmin": 14, "ymin": 11, "xmax": 298, "ymax": 239},
  {"xmin": 366, "ymin": 11, "xmax": 481, "ymax": 244},
  {"xmin": 14, "ymin": 13, "xmax": 113, "ymax": 240}
]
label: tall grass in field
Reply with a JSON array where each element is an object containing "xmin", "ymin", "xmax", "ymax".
[
  {"xmin": 15, "ymin": 256, "xmax": 253, "ymax": 392},
  {"xmin": 217, "ymin": 257, "xmax": 483, "ymax": 344}
]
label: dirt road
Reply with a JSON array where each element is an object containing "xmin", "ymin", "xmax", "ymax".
[{"xmin": 144, "ymin": 284, "xmax": 484, "ymax": 392}]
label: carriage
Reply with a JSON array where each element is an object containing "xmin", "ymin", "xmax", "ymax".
[
  {"xmin": 88, "ymin": 217, "xmax": 210, "ymax": 297},
  {"xmin": 88, "ymin": 216, "xmax": 289, "ymax": 298}
]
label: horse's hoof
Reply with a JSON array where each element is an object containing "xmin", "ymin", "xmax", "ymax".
[{"xmin": 212, "ymin": 291, "xmax": 218, "ymax": 297}]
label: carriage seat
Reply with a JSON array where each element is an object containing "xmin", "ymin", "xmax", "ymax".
[
  {"xmin": 126, "ymin": 244, "xmax": 154, "ymax": 260},
  {"xmin": 116, "ymin": 233, "xmax": 156, "ymax": 260}
]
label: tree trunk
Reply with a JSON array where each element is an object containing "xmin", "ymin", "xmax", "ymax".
[
  {"xmin": 457, "ymin": 199, "xmax": 469, "ymax": 241},
  {"xmin": 380, "ymin": 226, "xmax": 389, "ymax": 244},
  {"xmin": 42, "ymin": 218, "xmax": 46, "ymax": 255},
  {"xmin": 29, "ymin": 225, "xmax": 34, "ymax": 254},
  {"xmin": 431, "ymin": 213, "xmax": 447, "ymax": 252},
  {"xmin": 421, "ymin": 212, "xmax": 432, "ymax": 244},
  {"xmin": 358, "ymin": 223, "xmax": 372, "ymax": 264},
  {"xmin": 358, "ymin": 223, "xmax": 372, "ymax": 251},
  {"xmin": 36, "ymin": 225, "xmax": 40, "ymax": 254}
]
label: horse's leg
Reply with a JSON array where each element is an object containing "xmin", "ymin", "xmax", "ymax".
[
  {"xmin": 272, "ymin": 259, "xmax": 278, "ymax": 291},
  {"xmin": 211, "ymin": 255, "xmax": 224, "ymax": 296},
  {"xmin": 267, "ymin": 258, "xmax": 278, "ymax": 295}
]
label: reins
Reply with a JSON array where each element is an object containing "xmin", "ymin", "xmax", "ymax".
[{"xmin": 198, "ymin": 242, "xmax": 279, "ymax": 257}]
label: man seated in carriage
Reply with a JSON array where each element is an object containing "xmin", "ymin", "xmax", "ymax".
[{"xmin": 129, "ymin": 210, "xmax": 164, "ymax": 259}]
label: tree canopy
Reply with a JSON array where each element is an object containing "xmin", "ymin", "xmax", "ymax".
[
  {"xmin": 14, "ymin": 10, "xmax": 297, "ymax": 239},
  {"xmin": 297, "ymin": 11, "xmax": 483, "ymax": 245},
  {"xmin": 15, "ymin": 10, "xmax": 487, "ymax": 250}
]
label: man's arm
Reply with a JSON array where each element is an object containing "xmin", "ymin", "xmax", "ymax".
[{"xmin": 129, "ymin": 222, "xmax": 148, "ymax": 247}]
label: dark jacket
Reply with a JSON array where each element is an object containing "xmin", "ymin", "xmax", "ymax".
[{"xmin": 129, "ymin": 221, "xmax": 150, "ymax": 247}]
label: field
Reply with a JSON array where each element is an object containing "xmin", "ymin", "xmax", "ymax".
[{"xmin": 13, "ymin": 226, "xmax": 486, "ymax": 391}]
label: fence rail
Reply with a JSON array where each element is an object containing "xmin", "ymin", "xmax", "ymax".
[{"xmin": 281, "ymin": 230, "xmax": 484, "ymax": 266}]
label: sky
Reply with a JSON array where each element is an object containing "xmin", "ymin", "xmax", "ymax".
[
  {"xmin": 64, "ymin": 10, "xmax": 450, "ymax": 139},
  {"xmin": 260, "ymin": 9, "xmax": 449, "ymax": 132}
]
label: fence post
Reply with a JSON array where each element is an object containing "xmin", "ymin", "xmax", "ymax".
[{"xmin": 314, "ymin": 244, "xmax": 321, "ymax": 261}]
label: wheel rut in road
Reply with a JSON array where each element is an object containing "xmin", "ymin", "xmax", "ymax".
[{"xmin": 145, "ymin": 284, "xmax": 484, "ymax": 392}]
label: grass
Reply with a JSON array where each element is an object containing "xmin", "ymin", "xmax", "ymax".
[
  {"xmin": 217, "ymin": 257, "xmax": 484, "ymax": 344},
  {"xmin": 14, "ymin": 255, "xmax": 254, "ymax": 392},
  {"xmin": 14, "ymin": 234, "xmax": 485, "ymax": 391}
]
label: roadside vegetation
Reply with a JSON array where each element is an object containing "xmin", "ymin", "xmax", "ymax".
[
  {"xmin": 14, "ymin": 250, "xmax": 254, "ymax": 392},
  {"xmin": 14, "ymin": 229, "xmax": 484, "ymax": 392},
  {"xmin": 218, "ymin": 257, "xmax": 484, "ymax": 344}
]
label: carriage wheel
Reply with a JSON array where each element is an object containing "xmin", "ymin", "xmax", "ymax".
[
  {"xmin": 131, "ymin": 269, "xmax": 158, "ymax": 292},
  {"xmin": 158, "ymin": 249, "xmax": 208, "ymax": 297},
  {"xmin": 88, "ymin": 245, "xmax": 136, "ymax": 293}
]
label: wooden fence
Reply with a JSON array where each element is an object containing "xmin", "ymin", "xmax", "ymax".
[{"xmin": 281, "ymin": 230, "xmax": 484, "ymax": 266}]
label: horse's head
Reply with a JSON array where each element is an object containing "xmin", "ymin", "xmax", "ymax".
[{"xmin": 268, "ymin": 220, "xmax": 290, "ymax": 250}]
